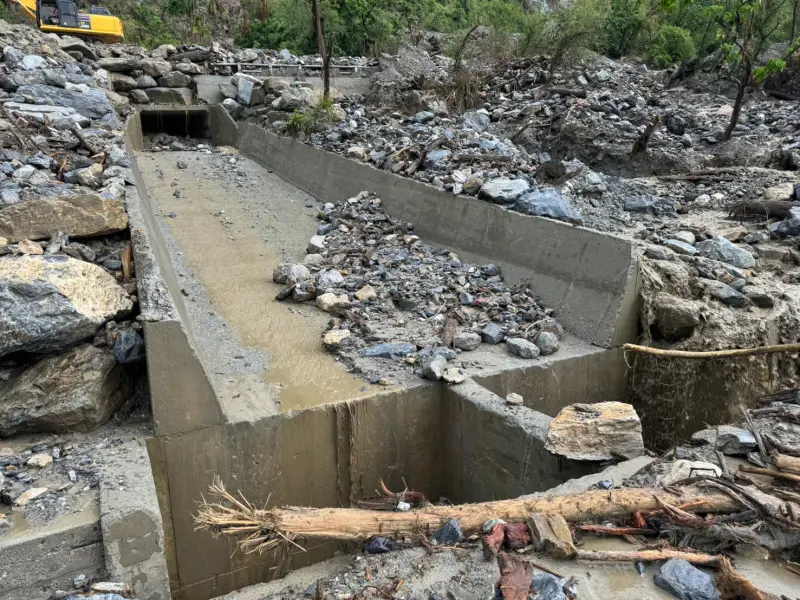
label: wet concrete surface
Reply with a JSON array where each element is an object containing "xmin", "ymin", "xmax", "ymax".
[{"xmin": 135, "ymin": 148, "xmax": 374, "ymax": 416}]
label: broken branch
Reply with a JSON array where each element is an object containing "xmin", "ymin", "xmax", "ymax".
[
  {"xmin": 574, "ymin": 548, "xmax": 723, "ymax": 567},
  {"xmin": 623, "ymin": 343, "xmax": 800, "ymax": 359}
]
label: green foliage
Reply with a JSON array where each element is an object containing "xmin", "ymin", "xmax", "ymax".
[
  {"xmin": 753, "ymin": 57, "xmax": 787, "ymax": 81},
  {"xmin": 286, "ymin": 97, "xmax": 336, "ymax": 137},
  {"xmin": 238, "ymin": 0, "xmax": 316, "ymax": 53},
  {"xmin": 603, "ymin": 0, "xmax": 648, "ymax": 58},
  {"xmin": 647, "ymin": 24, "xmax": 696, "ymax": 66},
  {"xmin": 120, "ymin": 2, "xmax": 182, "ymax": 47}
]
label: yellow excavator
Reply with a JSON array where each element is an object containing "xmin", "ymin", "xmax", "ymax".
[{"xmin": 9, "ymin": 0, "xmax": 124, "ymax": 43}]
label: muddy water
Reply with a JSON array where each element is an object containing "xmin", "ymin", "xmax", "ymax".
[{"xmin": 136, "ymin": 151, "xmax": 372, "ymax": 412}]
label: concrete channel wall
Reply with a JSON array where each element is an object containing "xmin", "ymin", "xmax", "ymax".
[
  {"xmin": 235, "ymin": 120, "xmax": 639, "ymax": 348},
  {"xmin": 125, "ymin": 106, "xmax": 639, "ymax": 600}
]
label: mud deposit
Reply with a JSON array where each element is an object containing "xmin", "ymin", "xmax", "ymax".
[{"xmin": 136, "ymin": 149, "xmax": 373, "ymax": 413}]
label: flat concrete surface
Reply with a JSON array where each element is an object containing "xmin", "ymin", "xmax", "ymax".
[{"xmin": 134, "ymin": 148, "xmax": 375, "ymax": 417}]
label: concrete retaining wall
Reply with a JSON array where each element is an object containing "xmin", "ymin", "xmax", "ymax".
[{"xmin": 235, "ymin": 121, "xmax": 639, "ymax": 348}]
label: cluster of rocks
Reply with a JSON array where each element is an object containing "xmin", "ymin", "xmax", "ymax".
[
  {"xmin": 0, "ymin": 25, "xmax": 146, "ymax": 438},
  {"xmin": 273, "ymin": 191, "xmax": 563, "ymax": 383},
  {"xmin": 211, "ymin": 43, "xmax": 375, "ymax": 70},
  {"xmin": 57, "ymin": 579, "xmax": 133, "ymax": 599}
]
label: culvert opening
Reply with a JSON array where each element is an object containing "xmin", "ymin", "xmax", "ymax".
[{"xmin": 139, "ymin": 108, "xmax": 210, "ymax": 139}]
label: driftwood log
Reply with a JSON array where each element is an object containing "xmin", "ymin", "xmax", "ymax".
[{"xmin": 196, "ymin": 482, "xmax": 741, "ymax": 553}]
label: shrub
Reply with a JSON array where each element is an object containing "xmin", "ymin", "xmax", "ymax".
[
  {"xmin": 647, "ymin": 25, "xmax": 696, "ymax": 68},
  {"xmin": 603, "ymin": 0, "xmax": 648, "ymax": 58}
]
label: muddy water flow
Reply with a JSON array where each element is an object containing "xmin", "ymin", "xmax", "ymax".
[{"xmin": 136, "ymin": 150, "xmax": 372, "ymax": 413}]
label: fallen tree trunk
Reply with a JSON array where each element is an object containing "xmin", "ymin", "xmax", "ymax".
[{"xmin": 196, "ymin": 482, "xmax": 741, "ymax": 553}]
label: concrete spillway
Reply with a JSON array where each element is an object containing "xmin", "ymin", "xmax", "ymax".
[{"xmin": 123, "ymin": 106, "xmax": 639, "ymax": 599}]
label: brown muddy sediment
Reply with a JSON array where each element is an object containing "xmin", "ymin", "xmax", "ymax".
[{"xmin": 135, "ymin": 150, "xmax": 373, "ymax": 413}]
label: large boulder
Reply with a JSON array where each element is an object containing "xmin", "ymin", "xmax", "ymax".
[
  {"xmin": 0, "ymin": 255, "xmax": 132, "ymax": 357},
  {"xmin": 545, "ymin": 402, "xmax": 645, "ymax": 461},
  {"xmin": 479, "ymin": 178, "xmax": 530, "ymax": 204},
  {"xmin": 0, "ymin": 345, "xmax": 131, "ymax": 435},
  {"xmin": 236, "ymin": 77, "xmax": 266, "ymax": 106},
  {"xmin": 97, "ymin": 56, "xmax": 141, "ymax": 72},
  {"xmin": 272, "ymin": 87, "xmax": 318, "ymax": 111},
  {"xmin": 16, "ymin": 84, "xmax": 115, "ymax": 119},
  {"xmin": 695, "ymin": 236, "xmax": 755, "ymax": 269},
  {"xmin": 144, "ymin": 87, "xmax": 192, "ymax": 105},
  {"xmin": 158, "ymin": 71, "xmax": 192, "ymax": 88},
  {"xmin": 140, "ymin": 58, "xmax": 172, "ymax": 78},
  {"xmin": 0, "ymin": 192, "xmax": 128, "ymax": 243},
  {"xmin": 514, "ymin": 189, "xmax": 583, "ymax": 224},
  {"xmin": 110, "ymin": 73, "xmax": 137, "ymax": 93},
  {"xmin": 174, "ymin": 62, "xmax": 203, "ymax": 75},
  {"xmin": 654, "ymin": 559, "xmax": 720, "ymax": 600},
  {"xmin": 58, "ymin": 37, "xmax": 98, "ymax": 61}
]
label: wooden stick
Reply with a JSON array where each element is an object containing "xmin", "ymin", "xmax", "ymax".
[
  {"xmin": 574, "ymin": 548, "xmax": 723, "ymax": 567},
  {"xmin": 623, "ymin": 343, "xmax": 800, "ymax": 359},
  {"xmin": 739, "ymin": 465, "xmax": 800, "ymax": 484},
  {"xmin": 576, "ymin": 525, "xmax": 657, "ymax": 536}
]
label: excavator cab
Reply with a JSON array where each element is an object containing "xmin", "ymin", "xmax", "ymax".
[{"xmin": 9, "ymin": 0, "xmax": 124, "ymax": 42}]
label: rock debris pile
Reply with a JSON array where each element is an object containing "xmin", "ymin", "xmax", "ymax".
[
  {"xmin": 274, "ymin": 191, "xmax": 563, "ymax": 382},
  {"xmin": 0, "ymin": 23, "xmax": 147, "ymax": 443}
]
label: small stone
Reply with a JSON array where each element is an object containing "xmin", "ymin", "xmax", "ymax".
[
  {"xmin": 645, "ymin": 245, "xmax": 675, "ymax": 261},
  {"xmin": 459, "ymin": 291, "xmax": 475, "ymax": 306},
  {"xmin": 422, "ymin": 354, "xmax": 447, "ymax": 381},
  {"xmin": 292, "ymin": 281, "xmax": 316, "ymax": 301},
  {"xmin": 316, "ymin": 292, "xmax": 348, "ymax": 312},
  {"xmin": 442, "ymin": 368, "xmax": 466, "ymax": 384},
  {"xmin": 545, "ymin": 402, "xmax": 644, "ymax": 461},
  {"xmin": 323, "ymin": 329, "xmax": 350, "ymax": 347},
  {"xmin": 27, "ymin": 453, "xmax": 53, "ymax": 468},
  {"xmin": 14, "ymin": 487, "xmax": 48, "ymax": 506},
  {"xmin": 506, "ymin": 393, "xmax": 523, "ymax": 406},
  {"xmin": 177, "ymin": 160, "xmax": 188, "ymax": 169},
  {"xmin": 690, "ymin": 426, "xmax": 756, "ymax": 455},
  {"xmin": 304, "ymin": 253, "xmax": 324, "ymax": 267},
  {"xmin": 364, "ymin": 537, "xmax": 398, "ymax": 554},
  {"xmin": 506, "ymin": 337, "xmax": 540, "ymax": 359},
  {"xmin": 453, "ymin": 331, "xmax": 481, "ymax": 351},
  {"xmin": 355, "ymin": 284, "xmax": 377, "ymax": 302},
  {"xmin": 662, "ymin": 460, "xmax": 721, "ymax": 486},
  {"xmin": 307, "ymin": 234, "xmax": 326, "ymax": 253},
  {"xmin": 17, "ymin": 239, "xmax": 44, "ymax": 255},
  {"xmin": 534, "ymin": 331, "xmax": 559, "ymax": 355},
  {"xmin": 361, "ymin": 342, "xmax": 416, "ymax": 359},
  {"xmin": 76, "ymin": 163, "xmax": 104, "ymax": 188},
  {"xmin": 693, "ymin": 193, "xmax": 712, "ymax": 207},
  {"xmin": 317, "ymin": 269, "xmax": 344, "ymax": 291},
  {"xmin": 654, "ymin": 559, "xmax": 720, "ymax": 600},
  {"xmin": 433, "ymin": 519, "xmax": 463, "ymax": 544},
  {"xmin": 273, "ymin": 263, "xmax": 311, "ymax": 284},
  {"xmin": 480, "ymin": 323, "xmax": 504, "ymax": 344}
]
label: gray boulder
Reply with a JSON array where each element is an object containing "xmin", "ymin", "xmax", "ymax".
[
  {"xmin": 272, "ymin": 87, "xmax": 317, "ymax": 111},
  {"xmin": 705, "ymin": 280, "xmax": 750, "ymax": 308},
  {"xmin": 317, "ymin": 269, "xmax": 345, "ymax": 291},
  {"xmin": 0, "ymin": 255, "xmax": 132, "ymax": 357},
  {"xmin": 0, "ymin": 345, "xmax": 131, "ymax": 435},
  {"xmin": 664, "ymin": 239, "xmax": 697, "ymax": 255},
  {"xmin": 135, "ymin": 75, "xmax": 157, "ymax": 89},
  {"xmin": 691, "ymin": 426, "xmax": 757, "ymax": 455},
  {"xmin": 220, "ymin": 82, "xmax": 237, "ymax": 99},
  {"xmin": 16, "ymin": 84, "xmax": 115, "ymax": 119},
  {"xmin": 479, "ymin": 178, "xmax": 530, "ymax": 204},
  {"xmin": 110, "ymin": 73, "xmax": 138, "ymax": 93},
  {"xmin": 140, "ymin": 58, "xmax": 172, "ymax": 78},
  {"xmin": 158, "ymin": 71, "xmax": 192, "ymax": 88},
  {"xmin": 20, "ymin": 54, "xmax": 47, "ymax": 70},
  {"xmin": 423, "ymin": 149, "xmax": 451, "ymax": 170},
  {"xmin": 453, "ymin": 331, "xmax": 481, "ymax": 351},
  {"xmin": 422, "ymin": 354, "xmax": 447, "ymax": 380},
  {"xmin": 480, "ymin": 323, "xmax": 504, "ymax": 344},
  {"xmin": 175, "ymin": 62, "xmax": 203, "ymax": 75},
  {"xmin": 58, "ymin": 37, "xmax": 98, "ymax": 61},
  {"xmin": 514, "ymin": 189, "xmax": 583, "ymax": 224},
  {"xmin": 768, "ymin": 207, "xmax": 800, "ymax": 238},
  {"xmin": 3, "ymin": 46, "xmax": 24, "ymax": 67},
  {"xmin": 654, "ymin": 559, "xmax": 720, "ymax": 600},
  {"xmin": 222, "ymin": 98, "xmax": 243, "ymax": 119},
  {"xmin": 461, "ymin": 111, "xmax": 490, "ymax": 132},
  {"xmin": 42, "ymin": 69, "xmax": 67, "ymax": 88},
  {"xmin": 129, "ymin": 89, "xmax": 150, "ymax": 104},
  {"xmin": 98, "ymin": 56, "xmax": 141, "ymax": 72},
  {"xmin": 144, "ymin": 87, "xmax": 192, "ymax": 105},
  {"xmin": 506, "ymin": 337, "xmax": 540, "ymax": 359},
  {"xmin": 236, "ymin": 77, "xmax": 266, "ymax": 106},
  {"xmin": 0, "ymin": 192, "xmax": 128, "ymax": 243},
  {"xmin": 624, "ymin": 195, "xmax": 677, "ymax": 215},
  {"xmin": 535, "ymin": 331, "xmax": 559, "ymax": 355},
  {"xmin": 696, "ymin": 236, "xmax": 755, "ymax": 269}
]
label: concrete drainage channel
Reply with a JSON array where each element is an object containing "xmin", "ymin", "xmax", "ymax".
[{"xmin": 123, "ymin": 106, "xmax": 639, "ymax": 600}]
